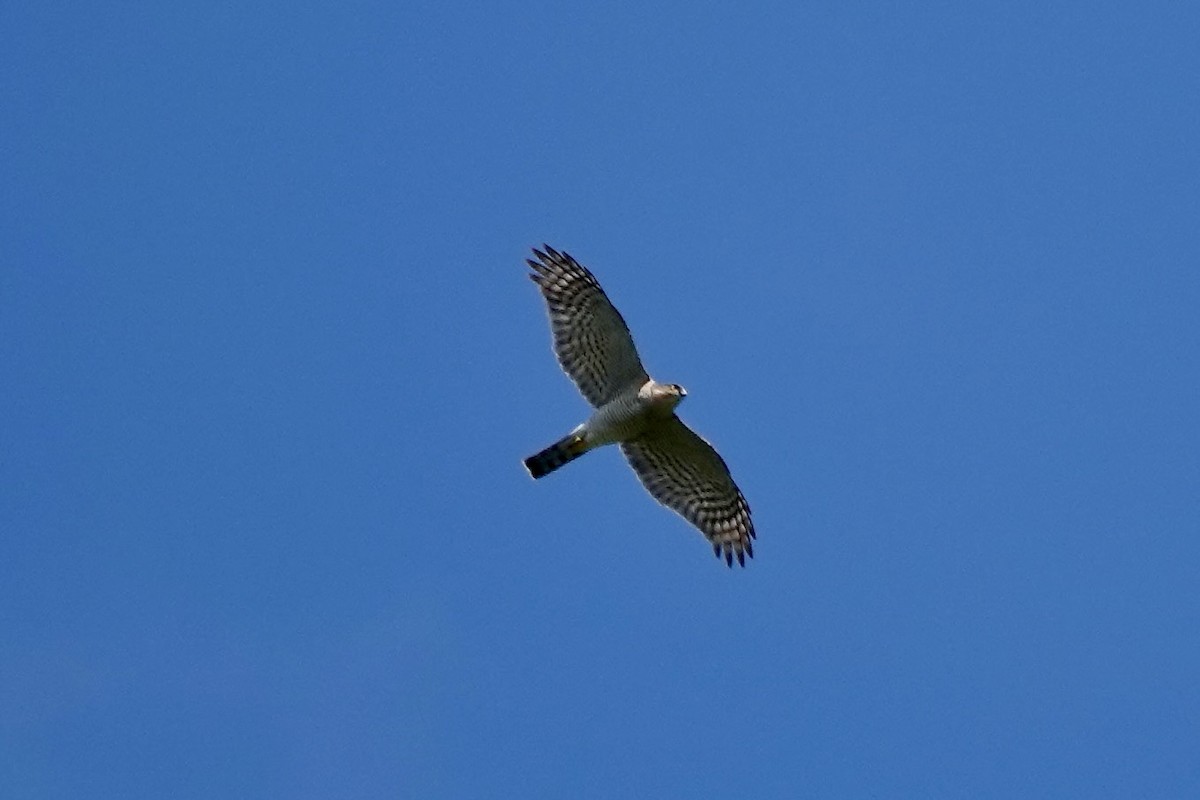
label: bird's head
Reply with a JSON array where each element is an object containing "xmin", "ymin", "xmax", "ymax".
[{"xmin": 644, "ymin": 381, "xmax": 687, "ymax": 411}]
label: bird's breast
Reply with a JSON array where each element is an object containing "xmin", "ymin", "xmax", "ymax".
[{"xmin": 585, "ymin": 394, "xmax": 650, "ymax": 447}]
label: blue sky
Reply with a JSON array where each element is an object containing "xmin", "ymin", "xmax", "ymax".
[{"xmin": 3, "ymin": 2, "xmax": 1199, "ymax": 797}]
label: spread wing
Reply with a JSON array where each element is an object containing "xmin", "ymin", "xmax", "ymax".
[
  {"xmin": 621, "ymin": 415, "xmax": 755, "ymax": 566},
  {"xmin": 527, "ymin": 245, "xmax": 650, "ymax": 408}
]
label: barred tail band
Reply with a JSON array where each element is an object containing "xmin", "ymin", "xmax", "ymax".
[{"xmin": 524, "ymin": 433, "xmax": 588, "ymax": 479}]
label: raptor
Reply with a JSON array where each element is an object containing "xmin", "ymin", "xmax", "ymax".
[{"xmin": 523, "ymin": 246, "xmax": 755, "ymax": 566}]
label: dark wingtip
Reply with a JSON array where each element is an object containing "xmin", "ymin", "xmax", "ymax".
[{"xmin": 526, "ymin": 255, "xmax": 552, "ymax": 284}]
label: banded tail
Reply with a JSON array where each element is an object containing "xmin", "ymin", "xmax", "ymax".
[{"xmin": 524, "ymin": 432, "xmax": 588, "ymax": 479}]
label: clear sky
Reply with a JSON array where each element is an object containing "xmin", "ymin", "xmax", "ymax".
[{"xmin": 3, "ymin": 2, "xmax": 1198, "ymax": 797}]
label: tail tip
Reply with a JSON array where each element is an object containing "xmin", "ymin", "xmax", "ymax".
[{"xmin": 524, "ymin": 455, "xmax": 548, "ymax": 479}]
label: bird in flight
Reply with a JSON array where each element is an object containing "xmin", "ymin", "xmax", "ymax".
[{"xmin": 522, "ymin": 245, "xmax": 755, "ymax": 566}]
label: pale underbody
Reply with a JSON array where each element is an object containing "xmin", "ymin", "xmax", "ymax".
[{"xmin": 568, "ymin": 379, "xmax": 685, "ymax": 451}]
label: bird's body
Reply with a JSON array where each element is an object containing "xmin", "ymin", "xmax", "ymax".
[
  {"xmin": 522, "ymin": 246, "xmax": 755, "ymax": 566},
  {"xmin": 524, "ymin": 379, "xmax": 682, "ymax": 477}
]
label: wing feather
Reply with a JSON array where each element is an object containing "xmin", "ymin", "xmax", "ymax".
[
  {"xmin": 527, "ymin": 246, "xmax": 649, "ymax": 407},
  {"xmin": 621, "ymin": 416, "xmax": 755, "ymax": 566}
]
